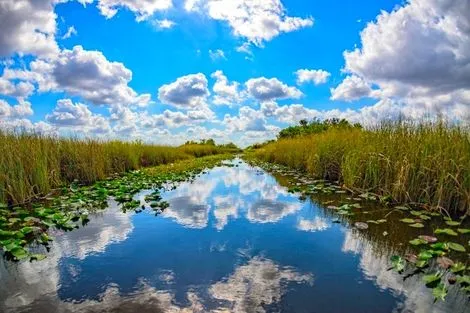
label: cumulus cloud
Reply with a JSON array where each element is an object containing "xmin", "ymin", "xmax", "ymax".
[
  {"xmin": 330, "ymin": 75, "xmax": 376, "ymax": 101},
  {"xmin": 96, "ymin": 0, "xmax": 173, "ymax": 21},
  {"xmin": 0, "ymin": 0, "xmax": 59, "ymax": 58},
  {"xmin": 245, "ymin": 77, "xmax": 303, "ymax": 102},
  {"xmin": 261, "ymin": 101, "xmax": 319, "ymax": 124},
  {"xmin": 0, "ymin": 77, "xmax": 35, "ymax": 99},
  {"xmin": 224, "ymin": 106, "xmax": 267, "ymax": 132},
  {"xmin": 211, "ymin": 70, "xmax": 242, "ymax": 106},
  {"xmin": 0, "ymin": 99, "xmax": 33, "ymax": 118},
  {"xmin": 295, "ymin": 69, "xmax": 330, "ymax": 85},
  {"xmin": 46, "ymin": 99, "xmax": 111, "ymax": 133},
  {"xmin": 185, "ymin": 0, "xmax": 313, "ymax": 46},
  {"xmin": 338, "ymin": 0, "xmax": 470, "ymax": 119},
  {"xmin": 247, "ymin": 199, "xmax": 301, "ymax": 224},
  {"xmin": 4, "ymin": 46, "xmax": 151, "ymax": 107},
  {"xmin": 158, "ymin": 73, "xmax": 210, "ymax": 109},
  {"xmin": 297, "ymin": 217, "xmax": 329, "ymax": 232}
]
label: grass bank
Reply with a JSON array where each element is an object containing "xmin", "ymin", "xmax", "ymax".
[
  {"xmin": 250, "ymin": 122, "xmax": 470, "ymax": 214},
  {"xmin": 0, "ymin": 131, "xmax": 237, "ymax": 206}
]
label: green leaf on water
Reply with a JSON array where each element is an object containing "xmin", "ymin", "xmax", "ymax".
[
  {"xmin": 432, "ymin": 283, "xmax": 447, "ymax": 302},
  {"xmin": 30, "ymin": 254, "xmax": 46, "ymax": 261},
  {"xmin": 416, "ymin": 259, "xmax": 428, "ymax": 268},
  {"xmin": 447, "ymin": 242, "xmax": 466, "ymax": 252},
  {"xmin": 409, "ymin": 223, "xmax": 424, "ymax": 228},
  {"xmin": 430, "ymin": 242, "xmax": 449, "ymax": 251},
  {"xmin": 457, "ymin": 228, "xmax": 470, "ymax": 234},
  {"xmin": 395, "ymin": 206, "xmax": 409, "ymax": 211},
  {"xmin": 400, "ymin": 218, "xmax": 415, "ymax": 224},
  {"xmin": 423, "ymin": 272, "xmax": 442, "ymax": 286},
  {"xmin": 434, "ymin": 228, "xmax": 458, "ymax": 236},
  {"xmin": 450, "ymin": 262, "xmax": 466, "ymax": 274},
  {"xmin": 445, "ymin": 220, "xmax": 461, "ymax": 227},
  {"xmin": 410, "ymin": 210, "xmax": 423, "ymax": 216},
  {"xmin": 409, "ymin": 238, "xmax": 428, "ymax": 246},
  {"xmin": 418, "ymin": 250, "xmax": 434, "ymax": 261},
  {"xmin": 10, "ymin": 247, "xmax": 28, "ymax": 260},
  {"xmin": 390, "ymin": 255, "xmax": 406, "ymax": 273},
  {"xmin": 456, "ymin": 275, "xmax": 470, "ymax": 286}
]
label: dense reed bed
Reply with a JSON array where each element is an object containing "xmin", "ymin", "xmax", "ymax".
[
  {"xmin": 0, "ymin": 131, "xmax": 235, "ymax": 205},
  {"xmin": 252, "ymin": 122, "xmax": 470, "ymax": 214}
]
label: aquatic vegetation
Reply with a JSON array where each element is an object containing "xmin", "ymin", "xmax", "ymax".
[
  {"xmin": 249, "ymin": 121, "xmax": 470, "ymax": 214},
  {"xmin": 0, "ymin": 154, "xmax": 231, "ymax": 261},
  {"xmin": 0, "ymin": 130, "xmax": 237, "ymax": 206}
]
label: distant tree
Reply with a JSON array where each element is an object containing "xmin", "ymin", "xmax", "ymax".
[
  {"xmin": 278, "ymin": 118, "xmax": 362, "ymax": 139},
  {"xmin": 299, "ymin": 119, "xmax": 308, "ymax": 127}
]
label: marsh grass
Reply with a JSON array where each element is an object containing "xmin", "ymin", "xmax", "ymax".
[
  {"xmin": 0, "ymin": 131, "xmax": 234, "ymax": 205},
  {"xmin": 253, "ymin": 122, "xmax": 470, "ymax": 213}
]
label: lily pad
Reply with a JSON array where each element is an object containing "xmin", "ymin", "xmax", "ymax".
[
  {"xmin": 432, "ymin": 283, "xmax": 447, "ymax": 302},
  {"xmin": 409, "ymin": 238, "xmax": 428, "ymax": 246},
  {"xmin": 457, "ymin": 228, "xmax": 470, "ymax": 234},
  {"xmin": 447, "ymin": 242, "xmax": 466, "ymax": 252},
  {"xmin": 445, "ymin": 220, "xmax": 461, "ymax": 227},
  {"xmin": 10, "ymin": 247, "xmax": 28, "ymax": 260},
  {"xmin": 437, "ymin": 257, "xmax": 454, "ymax": 269},
  {"xmin": 423, "ymin": 272, "xmax": 442, "ymax": 287},
  {"xmin": 450, "ymin": 262, "xmax": 466, "ymax": 274},
  {"xmin": 400, "ymin": 218, "xmax": 415, "ymax": 224},
  {"xmin": 390, "ymin": 255, "xmax": 406, "ymax": 273},
  {"xmin": 434, "ymin": 228, "xmax": 458, "ymax": 236},
  {"xmin": 418, "ymin": 235, "xmax": 438, "ymax": 243},
  {"xmin": 409, "ymin": 223, "xmax": 424, "ymax": 228}
]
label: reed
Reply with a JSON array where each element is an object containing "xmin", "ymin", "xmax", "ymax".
[
  {"xmin": 253, "ymin": 121, "xmax": 470, "ymax": 213},
  {"xmin": 0, "ymin": 131, "xmax": 234, "ymax": 205}
]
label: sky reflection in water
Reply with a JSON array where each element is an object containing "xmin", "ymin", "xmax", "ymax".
[{"xmin": 0, "ymin": 160, "xmax": 469, "ymax": 313}]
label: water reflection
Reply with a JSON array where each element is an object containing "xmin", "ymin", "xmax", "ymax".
[{"xmin": 1, "ymin": 159, "xmax": 469, "ymax": 313}]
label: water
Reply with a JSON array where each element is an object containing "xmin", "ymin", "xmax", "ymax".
[{"xmin": 1, "ymin": 159, "xmax": 469, "ymax": 313}]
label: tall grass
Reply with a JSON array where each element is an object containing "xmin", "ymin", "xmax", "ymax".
[
  {"xmin": 253, "ymin": 122, "xmax": 470, "ymax": 213},
  {"xmin": 0, "ymin": 131, "xmax": 234, "ymax": 205}
]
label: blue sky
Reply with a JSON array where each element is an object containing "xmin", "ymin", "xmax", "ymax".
[{"xmin": 0, "ymin": 0, "xmax": 469, "ymax": 146}]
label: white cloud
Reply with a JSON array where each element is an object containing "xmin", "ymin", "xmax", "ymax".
[
  {"xmin": 209, "ymin": 257, "xmax": 313, "ymax": 312},
  {"xmin": 330, "ymin": 75, "xmax": 375, "ymax": 101},
  {"xmin": 46, "ymin": 99, "xmax": 111, "ymax": 133},
  {"xmin": 0, "ymin": 99, "xmax": 33, "ymax": 118},
  {"xmin": 208, "ymin": 49, "xmax": 226, "ymax": 61},
  {"xmin": 96, "ymin": 0, "xmax": 173, "ymax": 21},
  {"xmin": 211, "ymin": 70, "xmax": 242, "ymax": 106},
  {"xmin": 0, "ymin": 77, "xmax": 35, "ymax": 98},
  {"xmin": 295, "ymin": 69, "xmax": 331, "ymax": 85},
  {"xmin": 297, "ymin": 217, "xmax": 329, "ymax": 232},
  {"xmin": 245, "ymin": 77, "xmax": 303, "ymax": 102},
  {"xmin": 224, "ymin": 106, "xmax": 267, "ymax": 132},
  {"xmin": 236, "ymin": 42, "xmax": 253, "ymax": 56},
  {"xmin": 0, "ymin": 0, "xmax": 59, "ymax": 58},
  {"xmin": 248, "ymin": 199, "xmax": 301, "ymax": 224},
  {"xmin": 158, "ymin": 73, "xmax": 210, "ymax": 109},
  {"xmin": 186, "ymin": 0, "xmax": 313, "ymax": 46},
  {"xmin": 338, "ymin": 0, "xmax": 470, "ymax": 119},
  {"xmin": 261, "ymin": 101, "xmax": 319, "ymax": 124},
  {"xmin": 151, "ymin": 18, "xmax": 176, "ymax": 30},
  {"xmin": 4, "ymin": 46, "xmax": 151, "ymax": 107},
  {"xmin": 62, "ymin": 26, "xmax": 77, "ymax": 39}
]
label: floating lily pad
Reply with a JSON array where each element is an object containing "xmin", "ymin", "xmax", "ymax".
[
  {"xmin": 434, "ymin": 228, "xmax": 458, "ymax": 236},
  {"xmin": 457, "ymin": 228, "xmax": 470, "ymax": 234},
  {"xmin": 409, "ymin": 223, "xmax": 424, "ymax": 228},
  {"xmin": 437, "ymin": 257, "xmax": 454, "ymax": 269},
  {"xmin": 445, "ymin": 220, "xmax": 461, "ymax": 227},
  {"xmin": 447, "ymin": 242, "xmax": 466, "ymax": 252},
  {"xmin": 400, "ymin": 218, "xmax": 415, "ymax": 224},
  {"xmin": 423, "ymin": 272, "xmax": 442, "ymax": 287},
  {"xmin": 432, "ymin": 283, "xmax": 447, "ymax": 302},
  {"xmin": 418, "ymin": 235, "xmax": 438, "ymax": 243},
  {"xmin": 450, "ymin": 262, "xmax": 466, "ymax": 274},
  {"xmin": 390, "ymin": 255, "xmax": 406, "ymax": 273},
  {"xmin": 409, "ymin": 238, "xmax": 428, "ymax": 246}
]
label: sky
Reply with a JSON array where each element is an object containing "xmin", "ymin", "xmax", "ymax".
[{"xmin": 0, "ymin": 0, "xmax": 469, "ymax": 147}]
